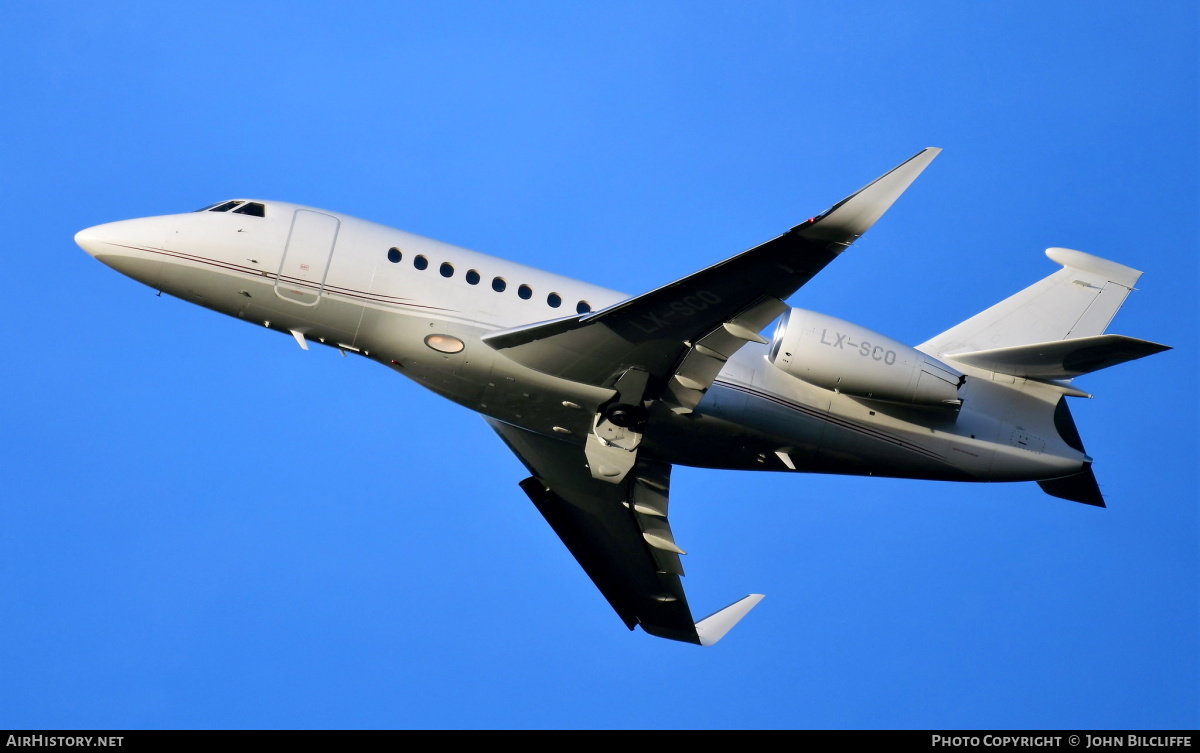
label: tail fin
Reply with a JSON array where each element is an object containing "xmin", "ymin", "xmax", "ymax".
[
  {"xmin": 924, "ymin": 251, "xmax": 1172, "ymax": 509},
  {"xmin": 919, "ymin": 248, "xmax": 1145, "ymax": 359}
]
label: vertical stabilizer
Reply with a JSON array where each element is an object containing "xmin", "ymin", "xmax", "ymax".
[{"xmin": 919, "ymin": 248, "xmax": 1143, "ymax": 359}]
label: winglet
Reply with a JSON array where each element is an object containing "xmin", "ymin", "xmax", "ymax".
[
  {"xmin": 798, "ymin": 147, "xmax": 941, "ymax": 244},
  {"xmin": 694, "ymin": 594, "xmax": 766, "ymax": 647}
]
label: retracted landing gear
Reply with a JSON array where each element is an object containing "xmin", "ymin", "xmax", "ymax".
[{"xmin": 586, "ymin": 368, "xmax": 649, "ymax": 483}]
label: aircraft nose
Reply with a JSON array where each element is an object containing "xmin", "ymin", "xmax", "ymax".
[
  {"xmin": 76, "ymin": 216, "xmax": 174, "ymax": 288},
  {"xmin": 76, "ymin": 216, "xmax": 176, "ymax": 259},
  {"xmin": 75, "ymin": 225, "xmax": 107, "ymax": 257}
]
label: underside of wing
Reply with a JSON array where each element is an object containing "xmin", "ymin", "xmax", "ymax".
[{"xmin": 488, "ymin": 418, "xmax": 762, "ymax": 645}]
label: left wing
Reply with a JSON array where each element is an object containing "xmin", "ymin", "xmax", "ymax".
[{"xmin": 488, "ymin": 418, "xmax": 764, "ymax": 646}]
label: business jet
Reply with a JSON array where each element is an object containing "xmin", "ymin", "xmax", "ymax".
[{"xmin": 76, "ymin": 148, "xmax": 1169, "ymax": 646}]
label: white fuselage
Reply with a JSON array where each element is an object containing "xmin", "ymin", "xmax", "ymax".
[{"xmin": 76, "ymin": 201, "xmax": 1089, "ymax": 484}]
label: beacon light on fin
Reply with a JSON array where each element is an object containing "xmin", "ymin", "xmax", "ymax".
[{"xmin": 695, "ymin": 594, "xmax": 766, "ymax": 647}]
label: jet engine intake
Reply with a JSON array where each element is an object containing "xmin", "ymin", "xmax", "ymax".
[{"xmin": 769, "ymin": 308, "xmax": 964, "ymax": 407}]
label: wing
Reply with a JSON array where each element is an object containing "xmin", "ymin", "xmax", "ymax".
[
  {"xmin": 488, "ymin": 418, "xmax": 764, "ymax": 646},
  {"xmin": 481, "ymin": 152, "xmax": 940, "ymax": 643},
  {"xmin": 483, "ymin": 148, "xmax": 942, "ymax": 413}
]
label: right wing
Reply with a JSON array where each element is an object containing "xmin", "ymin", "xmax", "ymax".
[
  {"xmin": 488, "ymin": 417, "xmax": 764, "ymax": 646},
  {"xmin": 484, "ymin": 148, "xmax": 943, "ymax": 406},
  {"xmin": 483, "ymin": 150, "xmax": 941, "ymax": 485}
]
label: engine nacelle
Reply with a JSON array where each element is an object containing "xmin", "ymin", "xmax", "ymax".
[{"xmin": 768, "ymin": 308, "xmax": 964, "ymax": 407}]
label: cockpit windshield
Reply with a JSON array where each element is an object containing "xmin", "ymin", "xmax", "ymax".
[
  {"xmin": 193, "ymin": 200, "xmax": 266, "ymax": 217},
  {"xmin": 232, "ymin": 202, "xmax": 265, "ymax": 217}
]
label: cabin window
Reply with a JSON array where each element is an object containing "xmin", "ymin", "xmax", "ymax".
[
  {"xmin": 233, "ymin": 202, "xmax": 266, "ymax": 217},
  {"xmin": 547, "ymin": 292, "xmax": 562, "ymax": 308},
  {"xmin": 440, "ymin": 262, "xmax": 454, "ymax": 278},
  {"xmin": 492, "ymin": 277, "xmax": 507, "ymax": 292},
  {"xmin": 414, "ymin": 255, "xmax": 429, "ymax": 270},
  {"xmin": 517, "ymin": 284, "xmax": 533, "ymax": 300},
  {"xmin": 387, "ymin": 248, "xmax": 402, "ymax": 263},
  {"xmin": 577, "ymin": 300, "xmax": 592, "ymax": 314},
  {"xmin": 465, "ymin": 269, "xmax": 481, "ymax": 285}
]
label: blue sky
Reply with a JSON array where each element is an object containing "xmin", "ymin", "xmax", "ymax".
[{"xmin": 1, "ymin": 1, "xmax": 1195, "ymax": 730}]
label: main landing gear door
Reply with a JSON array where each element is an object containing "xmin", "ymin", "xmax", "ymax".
[{"xmin": 275, "ymin": 210, "xmax": 340, "ymax": 306}]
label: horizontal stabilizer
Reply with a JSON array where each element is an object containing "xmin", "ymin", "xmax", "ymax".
[
  {"xmin": 1038, "ymin": 467, "xmax": 1105, "ymax": 507},
  {"xmin": 694, "ymin": 594, "xmax": 766, "ymax": 647},
  {"xmin": 946, "ymin": 335, "xmax": 1171, "ymax": 379}
]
